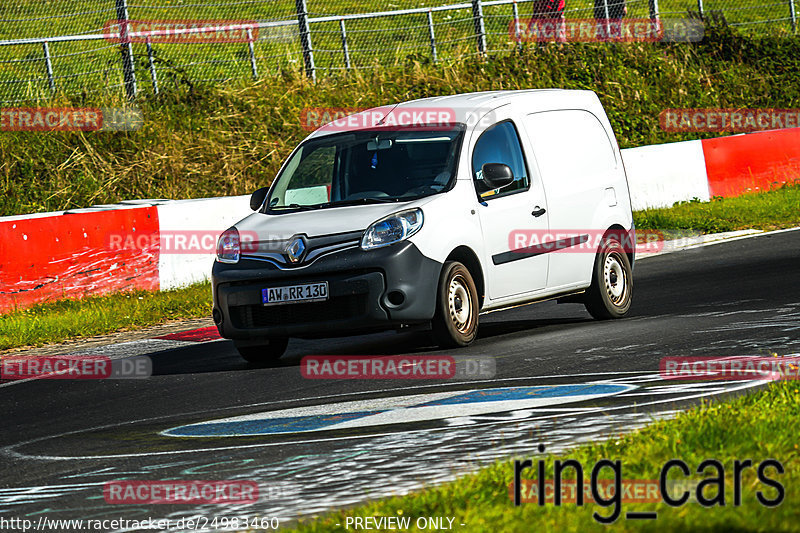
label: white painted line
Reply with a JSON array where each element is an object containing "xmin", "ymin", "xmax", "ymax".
[
  {"xmin": 637, "ymin": 225, "xmax": 800, "ymax": 261},
  {"xmin": 0, "ymin": 339, "xmax": 189, "ymax": 389},
  {"xmin": 160, "ymin": 384, "xmax": 637, "ymax": 437},
  {"xmin": 2, "ymin": 373, "xmax": 765, "ymax": 461},
  {"xmin": 2, "ymin": 371, "xmax": 655, "ymax": 460}
]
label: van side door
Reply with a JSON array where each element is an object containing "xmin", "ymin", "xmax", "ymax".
[
  {"xmin": 525, "ymin": 109, "xmax": 621, "ymax": 289},
  {"xmin": 471, "ymin": 119, "xmax": 550, "ymax": 301}
]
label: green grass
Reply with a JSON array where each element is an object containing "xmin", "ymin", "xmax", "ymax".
[
  {"xmin": 0, "ymin": 0, "xmax": 794, "ymax": 105},
  {"xmin": 0, "ymin": 281, "xmax": 211, "ymax": 351},
  {"xmin": 282, "ymin": 379, "xmax": 800, "ymax": 532},
  {"xmin": 2, "ymin": 24, "xmax": 800, "ymax": 216},
  {"xmin": 633, "ymin": 183, "xmax": 800, "ymax": 233},
  {"xmin": 1, "ymin": 185, "xmax": 798, "ymax": 350}
]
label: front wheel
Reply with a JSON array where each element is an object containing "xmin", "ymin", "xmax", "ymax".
[
  {"xmin": 584, "ymin": 238, "xmax": 633, "ymax": 319},
  {"xmin": 235, "ymin": 337, "xmax": 289, "ymax": 365},
  {"xmin": 432, "ymin": 261, "xmax": 479, "ymax": 348}
]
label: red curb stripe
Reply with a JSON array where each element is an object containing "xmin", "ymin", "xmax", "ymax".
[{"xmin": 156, "ymin": 326, "xmax": 221, "ymax": 342}]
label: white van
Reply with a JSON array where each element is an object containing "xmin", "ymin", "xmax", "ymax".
[{"xmin": 212, "ymin": 90, "xmax": 635, "ymax": 363}]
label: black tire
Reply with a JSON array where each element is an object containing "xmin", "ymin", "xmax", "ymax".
[
  {"xmin": 235, "ymin": 337, "xmax": 289, "ymax": 365},
  {"xmin": 432, "ymin": 261, "xmax": 479, "ymax": 348},
  {"xmin": 584, "ymin": 237, "xmax": 633, "ymax": 320}
]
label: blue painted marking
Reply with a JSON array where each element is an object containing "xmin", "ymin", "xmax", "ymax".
[
  {"xmin": 168, "ymin": 411, "xmax": 383, "ymax": 437},
  {"xmin": 163, "ymin": 384, "xmax": 633, "ymax": 437},
  {"xmin": 416, "ymin": 384, "xmax": 628, "ymax": 407}
]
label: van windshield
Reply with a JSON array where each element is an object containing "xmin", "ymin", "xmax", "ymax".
[{"xmin": 265, "ymin": 126, "xmax": 464, "ymax": 213}]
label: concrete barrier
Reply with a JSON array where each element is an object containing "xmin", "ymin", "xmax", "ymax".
[
  {"xmin": 0, "ymin": 205, "xmax": 159, "ymax": 314},
  {"xmin": 0, "ymin": 197, "xmax": 249, "ymax": 313},
  {"xmin": 701, "ymin": 127, "xmax": 800, "ymax": 198},
  {"xmin": 155, "ymin": 196, "xmax": 250, "ymax": 290},
  {"xmin": 621, "ymin": 140, "xmax": 709, "ymax": 210},
  {"xmin": 622, "ymin": 127, "xmax": 800, "ymax": 210},
  {"xmin": 1, "ymin": 128, "xmax": 798, "ymax": 313}
]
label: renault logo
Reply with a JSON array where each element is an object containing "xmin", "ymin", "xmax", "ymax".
[{"xmin": 286, "ymin": 236, "xmax": 307, "ymax": 264}]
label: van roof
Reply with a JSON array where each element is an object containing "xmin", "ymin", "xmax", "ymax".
[{"xmin": 307, "ymin": 89, "xmax": 601, "ymax": 139}]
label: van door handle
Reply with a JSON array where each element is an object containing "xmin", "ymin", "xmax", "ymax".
[{"xmin": 531, "ymin": 207, "xmax": 546, "ymax": 217}]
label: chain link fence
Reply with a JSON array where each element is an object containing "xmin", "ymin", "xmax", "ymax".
[{"xmin": 0, "ymin": 0, "xmax": 797, "ymax": 104}]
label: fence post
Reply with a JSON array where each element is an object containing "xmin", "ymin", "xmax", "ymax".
[
  {"xmin": 602, "ymin": 0, "xmax": 611, "ymax": 36},
  {"xmin": 426, "ymin": 10, "xmax": 438, "ymax": 62},
  {"xmin": 697, "ymin": 0, "xmax": 705, "ymax": 18},
  {"xmin": 471, "ymin": 0, "xmax": 487, "ymax": 55},
  {"xmin": 247, "ymin": 28, "xmax": 259, "ymax": 80},
  {"xmin": 115, "ymin": 0, "xmax": 137, "ymax": 98},
  {"xmin": 339, "ymin": 19, "xmax": 351, "ymax": 69},
  {"xmin": 649, "ymin": 0, "xmax": 660, "ymax": 22},
  {"xmin": 42, "ymin": 41, "xmax": 56, "ymax": 92},
  {"xmin": 790, "ymin": 0, "xmax": 798, "ymax": 32},
  {"xmin": 145, "ymin": 37, "xmax": 159, "ymax": 95},
  {"xmin": 511, "ymin": 0, "xmax": 522, "ymax": 50},
  {"xmin": 295, "ymin": 0, "xmax": 316, "ymax": 81}
]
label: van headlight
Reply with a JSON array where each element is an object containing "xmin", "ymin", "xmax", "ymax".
[
  {"xmin": 216, "ymin": 227, "xmax": 241, "ymax": 263},
  {"xmin": 361, "ymin": 208, "xmax": 424, "ymax": 250}
]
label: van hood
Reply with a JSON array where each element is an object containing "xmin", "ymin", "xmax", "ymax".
[{"xmin": 234, "ymin": 200, "xmax": 429, "ymax": 241}]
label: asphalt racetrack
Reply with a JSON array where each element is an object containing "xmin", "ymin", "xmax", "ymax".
[{"xmin": 1, "ymin": 229, "xmax": 798, "ymax": 531}]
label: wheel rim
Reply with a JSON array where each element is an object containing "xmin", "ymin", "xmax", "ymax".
[
  {"xmin": 603, "ymin": 251, "xmax": 629, "ymax": 306},
  {"xmin": 448, "ymin": 274, "xmax": 472, "ymax": 333}
]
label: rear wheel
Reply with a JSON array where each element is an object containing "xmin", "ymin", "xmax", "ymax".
[
  {"xmin": 432, "ymin": 261, "xmax": 479, "ymax": 347},
  {"xmin": 584, "ymin": 237, "xmax": 633, "ymax": 319},
  {"xmin": 235, "ymin": 337, "xmax": 289, "ymax": 365}
]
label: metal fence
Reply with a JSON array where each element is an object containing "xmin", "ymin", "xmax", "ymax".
[{"xmin": 0, "ymin": 0, "xmax": 797, "ymax": 104}]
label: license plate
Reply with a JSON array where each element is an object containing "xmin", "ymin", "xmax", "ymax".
[{"xmin": 262, "ymin": 282, "xmax": 328, "ymax": 306}]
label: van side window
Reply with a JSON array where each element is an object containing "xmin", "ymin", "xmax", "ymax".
[
  {"xmin": 471, "ymin": 121, "xmax": 530, "ymax": 200},
  {"xmin": 293, "ymin": 145, "xmax": 336, "ymax": 189},
  {"xmin": 279, "ymin": 145, "xmax": 336, "ymax": 206}
]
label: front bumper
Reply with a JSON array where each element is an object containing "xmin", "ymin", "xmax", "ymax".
[{"xmin": 212, "ymin": 241, "xmax": 442, "ymax": 340}]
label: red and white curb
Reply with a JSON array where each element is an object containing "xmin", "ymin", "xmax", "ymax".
[
  {"xmin": 0, "ymin": 326, "xmax": 223, "ymax": 388},
  {"xmin": 78, "ymin": 326, "xmax": 224, "ymax": 358}
]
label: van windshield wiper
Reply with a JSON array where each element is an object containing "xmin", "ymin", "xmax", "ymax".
[
  {"xmin": 322, "ymin": 197, "xmax": 402, "ymax": 208},
  {"xmin": 269, "ymin": 198, "xmax": 401, "ymax": 213},
  {"xmin": 269, "ymin": 203, "xmax": 321, "ymax": 212}
]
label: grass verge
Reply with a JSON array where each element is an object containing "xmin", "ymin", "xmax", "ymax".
[
  {"xmin": 1, "ymin": 185, "xmax": 799, "ymax": 351},
  {"xmin": 283, "ymin": 380, "xmax": 800, "ymax": 532},
  {"xmin": 633, "ymin": 183, "xmax": 800, "ymax": 233},
  {"xmin": 0, "ymin": 281, "xmax": 211, "ymax": 351},
  {"xmin": 3, "ymin": 23, "xmax": 800, "ymax": 216}
]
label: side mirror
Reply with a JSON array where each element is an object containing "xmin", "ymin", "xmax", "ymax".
[
  {"xmin": 481, "ymin": 163, "xmax": 515, "ymax": 190},
  {"xmin": 250, "ymin": 187, "xmax": 269, "ymax": 211}
]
